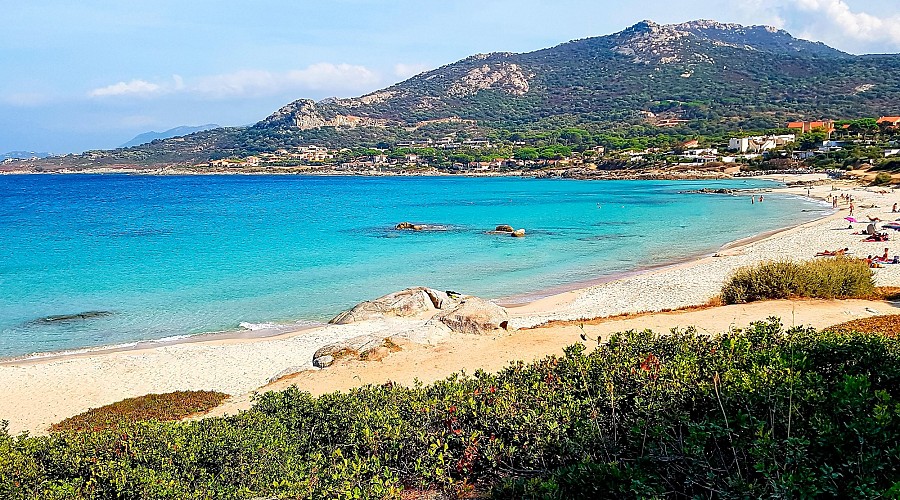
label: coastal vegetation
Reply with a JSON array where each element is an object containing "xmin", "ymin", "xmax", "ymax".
[
  {"xmin": 50, "ymin": 391, "xmax": 229, "ymax": 433},
  {"xmin": 721, "ymin": 258, "xmax": 876, "ymax": 304},
  {"xmin": 3, "ymin": 319, "xmax": 900, "ymax": 498}
]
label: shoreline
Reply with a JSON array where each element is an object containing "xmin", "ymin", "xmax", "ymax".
[
  {"xmin": 3, "ymin": 173, "xmax": 899, "ymax": 435},
  {"xmin": 0, "ymin": 181, "xmax": 828, "ymax": 364}
]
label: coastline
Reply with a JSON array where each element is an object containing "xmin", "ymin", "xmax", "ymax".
[
  {"xmin": 0, "ymin": 178, "xmax": 823, "ymax": 364},
  {"xmin": 2, "ymin": 173, "xmax": 899, "ymax": 435}
]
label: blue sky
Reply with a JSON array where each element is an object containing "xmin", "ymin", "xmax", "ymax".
[{"xmin": 2, "ymin": 0, "xmax": 899, "ymax": 153}]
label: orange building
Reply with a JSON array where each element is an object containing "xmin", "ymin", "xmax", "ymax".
[
  {"xmin": 787, "ymin": 120, "xmax": 835, "ymax": 134},
  {"xmin": 877, "ymin": 116, "xmax": 900, "ymax": 127}
]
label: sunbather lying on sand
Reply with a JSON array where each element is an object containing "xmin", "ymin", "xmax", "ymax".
[
  {"xmin": 863, "ymin": 233, "xmax": 890, "ymax": 242},
  {"xmin": 815, "ymin": 248, "xmax": 849, "ymax": 256}
]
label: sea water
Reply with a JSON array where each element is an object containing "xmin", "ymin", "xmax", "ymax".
[{"xmin": 0, "ymin": 174, "xmax": 829, "ymax": 357}]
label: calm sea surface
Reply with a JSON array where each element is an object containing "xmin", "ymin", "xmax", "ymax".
[{"xmin": 0, "ymin": 174, "xmax": 829, "ymax": 357}]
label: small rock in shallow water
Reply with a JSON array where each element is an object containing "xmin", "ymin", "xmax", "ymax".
[
  {"xmin": 32, "ymin": 311, "xmax": 113, "ymax": 324},
  {"xmin": 395, "ymin": 221, "xmax": 424, "ymax": 230},
  {"xmin": 511, "ymin": 229, "xmax": 526, "ymax": 237}
]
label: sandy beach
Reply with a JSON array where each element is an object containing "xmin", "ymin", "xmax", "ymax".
[{"xmin": 2, "ymin": 174, "xmax": 900, "ymax": 436}]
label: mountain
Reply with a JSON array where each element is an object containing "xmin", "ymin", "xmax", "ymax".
[
  {"xmin": 231, "ymin": 19, "xmax": 897, "ymax": 151},
  {"xmin": 1, "ymin": 151, "xmax": 50, "ymax": 161},
  {"xmin": 120, "ymin": 124, "xmax": 220, "ymax": 148},
  {"xmin": 254, "ymin": 19, "xmax": 874, "ymax": 132},
  {"xmin": 31, "ymin": 20, "xmax": 900, "ymax": 167}
]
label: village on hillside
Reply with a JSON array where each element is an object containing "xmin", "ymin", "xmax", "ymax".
[
  {"xmin": 166, "ymin": 116, "xmax": 900, "ymax": 182},
  {"xmin": 4, "ymin": 116, "xmax": 900, "ymax": 183}
]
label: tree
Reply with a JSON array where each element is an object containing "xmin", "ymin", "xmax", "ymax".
[
  {"xmin": 798, "ymin": 129, "xmax": 828, "ymax": 150},
  {"xmin": 513, "ymin": 147, "xmax": 539, "ymax": 161}
]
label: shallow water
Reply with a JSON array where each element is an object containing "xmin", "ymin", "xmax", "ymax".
[{"xmin": 0, "ymin": 174, "xmax": 828, "ymax": 357}]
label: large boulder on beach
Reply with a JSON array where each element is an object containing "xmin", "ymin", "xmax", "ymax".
[
  {"xmin": 330, "ymin": 287, "xmax": 456, "ymax": 324},
  {"xmin": 437, "ymin": 297, "xmax": 510, "ymax": 335},
  {"xmin": 312, "ymin": 334, "xmax": 386, "ymax": 368}
]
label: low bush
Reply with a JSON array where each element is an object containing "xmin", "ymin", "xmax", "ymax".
[
  {"xmin": 873, "ymin": 171, "xmax": 894, "ymax": 186},
  {"xmin": 50, "ymin": 390, "xmax": 228, "ymax": 433},
  {"xmin": 3, "ymin": 320, "xmax": 900, "ymax": 498},
  {"xmin": 721, "ymin": 258, "xmax": 875, "ymax": 304}
]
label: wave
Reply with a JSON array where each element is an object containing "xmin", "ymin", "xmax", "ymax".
[{"xmin": 238, "ymin": 321, "xmax": 279, "ymax": 331}]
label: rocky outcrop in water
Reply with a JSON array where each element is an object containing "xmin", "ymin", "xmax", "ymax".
[
  {"xmin": 31, "ymin": 311, "xmax": 113, "ymax": 324},
  {"xmin": 396, "ymin": 221, "xmax": 424, "ymax": 230},
  {"xmin": 679, "ymin": 188, "xmax": 735, "ymax": 195}
]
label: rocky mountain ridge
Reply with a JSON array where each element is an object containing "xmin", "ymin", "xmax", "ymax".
[{"xmin": 253, "ymin": 18, "xmax": 866, "ymax": 135}]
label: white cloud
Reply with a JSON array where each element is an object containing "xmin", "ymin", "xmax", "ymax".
[
  {"xmin": 793, "ymin": 0, "xmax": 900, "ymax": 45},
  {"xmin": 394, "ymin": 63, "xmax": 431, "ymax": 79},
  {"xmin": 731, "ymin": 0, "xmax": 900, "ymax": 52},
  {"xmin": 89, "ymin": 63, "xmax": 382, "ymax": 100},
  {"xmin": 90, "ymin": 79, "xmax": 162, "ymax": 97}
]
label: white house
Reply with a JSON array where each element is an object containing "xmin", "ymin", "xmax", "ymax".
[{"xmin": 728, "ymin": 134, "xmax": 795, "ymax": 154}]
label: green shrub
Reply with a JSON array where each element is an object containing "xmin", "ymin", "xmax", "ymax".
[
  {"xmin": 873, "ymin": 171, "xmax": 894, "ymax": 185},
  {"xmin": 721, "ymin": 258, "xmax": 875, "ymax": 304},
  {"xmin": 3, "ymin": 320, "xmax": 900, "ymax": 498}
]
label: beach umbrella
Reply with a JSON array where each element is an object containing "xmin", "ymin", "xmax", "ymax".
[{"xmin": 845, "ymin": 217, "xmax": 859, "ymax": 223}]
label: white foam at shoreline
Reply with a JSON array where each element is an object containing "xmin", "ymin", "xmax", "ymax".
[{"xmin": 239, "ymin": 322, "xmax": 279, "ymax": 331}]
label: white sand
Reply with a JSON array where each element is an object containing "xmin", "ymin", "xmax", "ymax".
[{"xmin": 2, "ymin": 174, "xmax": 899, "ymax": 435}]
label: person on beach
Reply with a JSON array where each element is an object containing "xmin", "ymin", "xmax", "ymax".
[
  {"xmin": 849, "ymin": 202, "xmax": 855, "ymax": 216},
  {"xmin": 893, "ymin": 203, "xmax": 898, "ymax": 213},
  {"xmin": 759, "ymin": 196, "xmax": 764, "ymax": 203},
  {"xmin": 816, "ymin": 248, "xmax": 849, "ymax": 256},
  {"xmin": 867, "ymin": 255, "xmax": 883, "ymax": 268},
  {"xmin": 876, "ymin": 248, "xmax": 890, "ymax": 262}
]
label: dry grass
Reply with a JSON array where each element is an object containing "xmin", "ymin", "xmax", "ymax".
[
  {"xmin": 824, "ymin": 315, "xmax": 900, "ymax": 338},
  {"xmin": 50, "ymin": 390, "xmax": 228, "ymax": 433},
  {"xmin": 529, "ymin": 298, "xmax": 724, "ymax": 330},
  {"xmin": 876, "ymin": 286, "xmax": 900, "ymax": 301}
]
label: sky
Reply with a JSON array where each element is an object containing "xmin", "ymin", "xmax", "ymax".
[{"xmin": 2, "ymin": 0, "xmax": 899, "ymax": 154}]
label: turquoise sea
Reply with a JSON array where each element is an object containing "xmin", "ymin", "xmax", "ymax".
[{"xmin": 0, "ymin": 175, "xmax": 829, "ymax": 357}]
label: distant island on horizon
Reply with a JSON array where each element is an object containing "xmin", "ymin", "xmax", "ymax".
[{"xmin": 119, "ymin": 124, "xmax": 220, "ymax": 148}]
